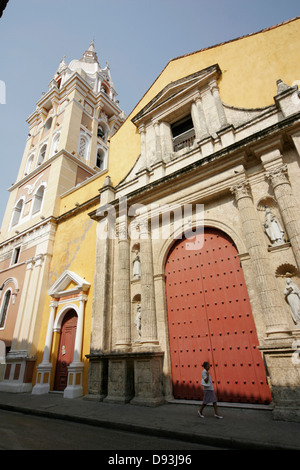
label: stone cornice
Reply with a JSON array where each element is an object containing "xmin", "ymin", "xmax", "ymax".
[
  {"xmin": 9, "ymin": 149, "xmax": 97, "ymax": 193},
  {"xmin": 116, "ymin": 111, "xmax": 300, "ymax": 205}
]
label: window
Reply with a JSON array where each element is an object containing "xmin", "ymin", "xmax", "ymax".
[
  {"xmin": 97, "ymin": 124, "xmax": 107, "ymax": 141},
  {"xmin": 44, "ymin": 117, "xmax": 53, "ymax": 133},
  {"xmin": 37, "ymin": 144, "xmax": 47, "ymax": 165},
  {"xmin": 96, "ymin": 148, "xmax": 106, "ymax": 170},
  {"xmin": 11, "ymin": 246, "xmax": 21, "ymax": 265},
  {"xmin": 32, "ymin": 185, "xmax": 45, "ymax": 214},
  {"xmin": 78, "ymin": 133, "xmax": 90, "ymax": 160},
  {"xmin": 50, "ymin": 132, "xmax": 60, "ymax": 157},
  {"xmin": 0, "ymin": 290, "xmax": 11, "ymax": 328},
  {"xmin": 24, "ymin": 154, "xmax": 34, "ymax": 175},
  {"xmin": 171, "ymin": 115, "xmax": 195, "ymax": 152},
  {"xmin": 11, "ymin": 199, "xmax": 24, "ymax": 227}
]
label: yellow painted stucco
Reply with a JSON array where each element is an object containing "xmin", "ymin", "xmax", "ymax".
[{"xmin": 34, "ymin": 203, "xmax": 98, "ymax": 393}]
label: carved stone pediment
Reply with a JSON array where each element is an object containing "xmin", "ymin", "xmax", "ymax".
[
  {"xmin": 48, "ymin": 270, "xmax": 90, "ymax": 298},
  {"xmin": 132, "ymin": 64, "xmax": 221, "ymax": 126}
]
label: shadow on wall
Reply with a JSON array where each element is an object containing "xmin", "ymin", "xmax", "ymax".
[{"xmin": 85, "ymin": 351, "xmax": 273, "ymax": 406}]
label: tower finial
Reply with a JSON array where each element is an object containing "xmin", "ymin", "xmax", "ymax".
[
  {"xmin": 80, "ymin": 38, "xmax": 99, "ymax": 65},
  {"xmin": 88, "ymin": 38, "xmax": 95, "ymax": 52}
]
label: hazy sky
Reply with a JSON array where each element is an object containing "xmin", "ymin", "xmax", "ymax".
[{"xmin": 0, "ymin": 0, "xmax": 299, "ymax": 225}]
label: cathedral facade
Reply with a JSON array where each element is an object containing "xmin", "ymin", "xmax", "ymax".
[{"xmin": 1, "ymin": 19, "xmax": 300, "ymax": 422}]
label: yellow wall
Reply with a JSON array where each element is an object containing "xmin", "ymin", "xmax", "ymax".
[{"xmin": 34, "ymin": 202, "xmax": 98, "ymax": 393}]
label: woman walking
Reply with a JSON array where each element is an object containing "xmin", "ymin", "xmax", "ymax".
[{"xmin": 198, "ymin": 362, "xmax": 223, "ymax": 419}]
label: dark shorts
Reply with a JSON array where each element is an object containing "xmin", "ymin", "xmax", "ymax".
[{"xmin": 203, "ymin": 390, "xmax": 217, "ymax": 404}]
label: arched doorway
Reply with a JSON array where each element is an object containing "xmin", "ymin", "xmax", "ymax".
[
  {"xmin": 54, "ymin": 309, "xmax": 78, "ymax": 392},
  {"xmin": 165, "ymin": 228, "xmax": 272, "ymax": 404}
]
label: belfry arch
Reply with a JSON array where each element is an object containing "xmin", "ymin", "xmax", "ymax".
[{"xmin": 164, "ymin": 227, "xmax": 272, "ymax": 404}]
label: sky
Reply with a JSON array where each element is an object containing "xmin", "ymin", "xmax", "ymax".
[{"xmin": 0, "ymin": 0, "xmax": 299, "ymax": 226}]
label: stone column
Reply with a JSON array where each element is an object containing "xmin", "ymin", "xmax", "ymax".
[
  {"xmin": 11, "ymin": 257, "xmax": 34, "ymax": 351},
  {"xmin": 73, "ymin": 294, "xmax": 87, "ymax": 363},
  {"xmin": 159, "ymin": 121, "xmax": 173, "ymax": 158},
  {"xmin": 191, "ymin": 97, "xmax": 209, "ymax": 140},
  {"xmin": 42, "ymin": 301, "xmax": 58, "ymax": 365},
  {"xmin": 265, "ymin": 164, "xmax": 300, "ymax": 270},
  {"xmin": 32, "ymin": 300, "xmax": 58, "ymax": 395},
  {"xmin": 138, "ymin": 125, "xmax": 147, "ymax": 168},
  {"xmin": 26, "ymin": 254, "xmax": 45, "ymax": 352},
  {"xmin": 231, "ymin": 180, "xmax": 289, "ymax": 336},
  {"xmin": 153, "ymin": 120, "xmax": 162, "ymax": 164},
  {"xmin": 115, "ymin": 216, "xmax": 131, "ymax": 347},
  {"xmin": 139, "ymin": 219, "xmax": 158, "ymax": 345},
  {"xmin": 210, "ymin": 81, "xmax": 228, "ymax": 129},
  {"xmin": 86, "ymin": 177, "xmax": 115, "ymax": 400}
]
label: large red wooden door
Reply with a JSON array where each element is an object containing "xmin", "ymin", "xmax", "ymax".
[
  {"xmin": 165, "ymin": 228, "xmax": 272, "ymax": 404},
  {"xmin": 54, "ymin": 310, "xmax": 77, "ymax": 391}
]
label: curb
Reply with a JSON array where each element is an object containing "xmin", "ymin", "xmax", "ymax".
[{"xmin": 0, "ymin": 402, "xmax": 297, "ymax": 451}]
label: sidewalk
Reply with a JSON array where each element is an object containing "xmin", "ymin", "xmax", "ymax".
[{"xmin": 0, "ymin": 391, "xmax": 299, "ymax": 450}]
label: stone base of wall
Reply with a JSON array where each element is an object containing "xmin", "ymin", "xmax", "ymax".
[
  {"xmin": 86, "ymin": 351, "xmax": 164, "ymax": 406},
  {"xmin": 0, "ymin": 351, "xmax": 35, "ymax": 394},
  {"xmin": 272, "ymin": 385, "xmax": 300, "ymax": 422}
]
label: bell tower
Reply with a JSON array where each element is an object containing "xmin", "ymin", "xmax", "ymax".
[{"xmin": 0, "ymin": 41, "xmax": 125, "ymax": 392}]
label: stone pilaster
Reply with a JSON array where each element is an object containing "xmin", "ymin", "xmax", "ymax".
[
  {"xmin": 138, "ymin": 125, "xmax": 147, "ymax": 169},
  {"xmin": 159, "ymin": 121, "xmax": 173, "ymax": 158},
  {"xmin": 89, "ymin": 178, "xmax": 115, "ymax": 353},
  {"xmin": 115, "ymin": 217, "xmax": 131, "ymax": 347},
  {"xmin": 86, "ymin": 178, "xmax": 115, "ymax": 400},
  {"xmin": 32, "ymin": 300, "xmax": 58, "ymax": 395},
  {"xmin": 231, "ymin": 180, "xmax": 289, "ymax": 336},
  {"xmin": 191, "ymin": 97, "xmax": 209, "ymax": 141},
  {"xmin": 152, "ymin": 120, "xmax": 162, "ymax": 164},
  {"xmin": 139, "ymin": 219, "xmax": 158, "ymax": 345},
  {"xmin": 210, "ymin": 81, "xmax": 228, "ymax": 129}
]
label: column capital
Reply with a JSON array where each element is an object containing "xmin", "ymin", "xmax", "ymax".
[
  {"xmin": 139, "ymin": 217, "xmax": 150, "ymax": 239},
  {"xmin": 230, "ymin": 180, "xmax": 252, "ymax": 201},
  {"xmin": 25, "ymin": 257, "xmax": 35, "ymax": 270},
  {"xmin": 34, "ymin": 253, "xmax": 45, "ymax": 267},
  {"xmin": 265, "ymin": 164, "xmax": 289, "ymax": 188},
  {"xmin": 138, "ymin": 124, "xmax": 146, "ymax": 134}
]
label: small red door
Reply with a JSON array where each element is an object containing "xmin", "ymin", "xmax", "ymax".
[
  {"xmin": 54, "ymin": 310, "xmax": 77, "ymax": 391},
  {"xmin": 165, "ymin": 228, "xmax": 272, "ymax": 404}
]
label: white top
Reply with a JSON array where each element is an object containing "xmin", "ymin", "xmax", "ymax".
[{"xmin": 201, "ymin": 369, "xmax": 214, "ymax": 390}]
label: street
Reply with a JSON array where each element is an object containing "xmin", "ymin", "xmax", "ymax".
[{"xmin": 0, "ymin": 409, "xmax": 223, "ymax": 451}]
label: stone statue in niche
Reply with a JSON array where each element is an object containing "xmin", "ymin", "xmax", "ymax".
[
  {"xmin": 284, "ymin": 278, "xmax": 300, "ymax": 325},
  {"xmin": 263, "ymin": 206, "xmax": 285, "ymax": 246},
  {"xmin": 134, "ymin": 304, "xmax": 142, "ymax": 339},
  {"xmin": 132, "ymin": 251, "xmax": 141, "ymax": 279}
]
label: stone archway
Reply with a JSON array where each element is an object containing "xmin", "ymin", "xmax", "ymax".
[{"xmin": 53, "ymin": 309, "xmax": 78, "ymax": 392}]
